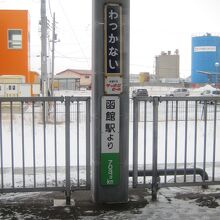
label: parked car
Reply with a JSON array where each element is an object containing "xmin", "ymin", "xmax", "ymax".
[
  {"xmin": 168, "ymin": 88, "xmax": 190, "ymax": 97},
  {"xmin": 200, "ymin": 89, "xmax": 220, "ymax": 104},
  {"xmin": 200, "ymin": 89, "xmax": 220, "ymax": 96},
  {"xmin": 132, "ymin": 89, "xmax": 148, "ymax": 98}
]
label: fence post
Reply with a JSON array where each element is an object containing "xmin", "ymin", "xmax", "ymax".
[
  {"xmin": 171, "ymin": 100, "xmax": 174, "ymax": 121},
  {"xmin": 133, "ymin": 98, "xmax": 138, "ymax": 188},
  {"xmin": 86, "ymin": 98, "xmax": 91, "ymax": 189},
  {"xmin": 152, "ymin": 97, "xmax": 159, "ymax": 201},
  {"xmin": 65, "ymin": 96, "xmax": 71, "ymax": 205}
]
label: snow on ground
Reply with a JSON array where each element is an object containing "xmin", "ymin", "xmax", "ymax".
[
  {"xmin": 0, "ymin": 186, "xmax": 219, "ymax": 219},
  {"xmin": 140, "ymin": 186, "xmax": 220, "ymax": 220},
  {"xmin": 77, "ymin": 186, "xmax": 220, "ymax": 219},
  {"xmin": 1, "ymin": 118, "xmax": 220, "ymax": 188},
  {"xmin": 54, "ymin": 85, "xmax": 212, "ymax": 97}
]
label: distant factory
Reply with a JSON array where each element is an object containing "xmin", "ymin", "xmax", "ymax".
[
  {"xmin": 155, "ymin": 50, "xmax": 180, "ymax": 80},
  {"xmin": 130, "ymin": 50, "xmax": 182, "ymax": 86},
  {"xmin": 132, "ymin": 32, "xmax": 220, "ymax": 87}
]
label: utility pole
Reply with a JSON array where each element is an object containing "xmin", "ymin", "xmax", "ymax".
[
  {"xmin": 51, "ymin": 12, "xmax": 56, "ymax": 97},
  {"xmin": 41, "ymin": 0, "xmax": 48, "ymax": 96}
]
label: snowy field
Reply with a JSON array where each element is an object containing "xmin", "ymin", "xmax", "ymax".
[
  {"xmin": 0, "ymin": 98, "xmax": 220, "ymax": 189},
  {"xmin": 55, "ymin": 85, "xmax": 214, "ymax": 97},
  {"xmin": 0, "ymin": 101, "xmax": 88, "ymax": 189}
]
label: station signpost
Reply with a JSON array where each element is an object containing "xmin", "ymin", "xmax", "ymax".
[{"xmin": 92, "ymin": 0, "xmax": 130, "ymax": 203}]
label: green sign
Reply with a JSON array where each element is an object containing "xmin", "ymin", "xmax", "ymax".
[{"xmin": 101, "ymin": 153, "xmax": 120, "ymax": 186}]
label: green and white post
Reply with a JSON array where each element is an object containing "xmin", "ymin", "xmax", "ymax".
[{"xmin": 92, "ymin": 0, "xmax": 130, "ymax": 203}]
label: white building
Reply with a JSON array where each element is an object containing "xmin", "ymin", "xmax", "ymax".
[{"xmin": 155, "ymin": 50, "xmax": 179, "ymax": 79}]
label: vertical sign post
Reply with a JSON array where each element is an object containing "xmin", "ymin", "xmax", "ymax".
[
  {"xmin": 92, "ymin": 0, "xmax": 130, "ymax": 203},
  {"xmin": 101, "ymin": 3, "xmax": 122, "ymax": 187}
]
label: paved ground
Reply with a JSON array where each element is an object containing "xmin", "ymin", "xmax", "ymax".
[
  {"xmin": 0, "ymin": 188, "xmax": 148, "ymax": 219},
  {"xmin": 0, "ymin": 186, "xmax": 220, "ymax": 219}
]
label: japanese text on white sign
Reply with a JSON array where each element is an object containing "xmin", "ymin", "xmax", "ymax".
[{"xmin": 101, "ymin": 96, "xmax": 120, "ymax": 153}]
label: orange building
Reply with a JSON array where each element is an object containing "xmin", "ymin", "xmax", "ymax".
[{"xmin": 0, "ymin": 10, "xmax": 36, "ymax": 83}]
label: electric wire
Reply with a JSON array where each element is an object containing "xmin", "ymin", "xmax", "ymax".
[
  {"xmin": 58, "ymin": 0, "xmax": 90, "ymax": 68},
  {"xmin": 48, "ymin": 0, "xmax": 53, "ymax": 19},
  {"xmin": 55, "ymin": 50, "xmax": 90, "ymax": 62}
]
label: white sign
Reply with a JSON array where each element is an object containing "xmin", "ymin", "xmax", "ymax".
[
  {"xmin": 101, "ymin": 96, "xmax": 120, "ymax": 153},
  {"xmin": 104, "ymin": 76, "xmax": 123, "ymax": 94},
  {"xmin": 194, "ymin": 46, "xmax": 216, "ymax": 52}
]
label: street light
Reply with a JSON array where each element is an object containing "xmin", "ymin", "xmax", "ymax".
[{"xmin": 214, "ymin": 62, "xmax": 219, "ymax": 89}]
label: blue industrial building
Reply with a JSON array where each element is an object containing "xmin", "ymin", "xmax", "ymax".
[{"xmin": 191, "ymin": 33, "xmax": 220, "ymax": 83}]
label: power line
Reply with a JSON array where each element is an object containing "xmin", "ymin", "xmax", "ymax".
[
  {"xmin": 55, "ymin": 50, "xmax": 90, "ymax": 62},
  {"xmin": 48, "ymin": 0, "xmax": 53, "ymax": 19},
  {"xmin": 58, "ymin": 0, "xmax": 90, "ymax": 69}
]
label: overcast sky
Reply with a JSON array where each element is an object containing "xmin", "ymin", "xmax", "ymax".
[{"xmin": 0, "ymin": 0, "xmax": 220, "ymax": 77}]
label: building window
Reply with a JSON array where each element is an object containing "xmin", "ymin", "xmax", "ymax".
[
  {"xmin": 8, "ymin": 30, "xmax": 22, "ymax": 49},
  {"xmin": 9, "ymin": 85, "xmax": 12, "ymax": 90},
  {"xmin": 85, "ymin": 75, "xmax": 90, "ymax": 79}
]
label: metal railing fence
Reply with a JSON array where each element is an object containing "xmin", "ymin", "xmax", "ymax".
[
  {"xmin": 1, "ymin": 95, "xmax": 220, "ymax": 202},
  {"xmin": 132, "ymin": 96, "xmax": 220, "ymax": 199},
  {"xmin": 130, "ymin": 97, "xmax": 220, "ymax": 122},
  {"xmin": 0, "ymin": 96, "xmax": 91, "ymax": 204}
]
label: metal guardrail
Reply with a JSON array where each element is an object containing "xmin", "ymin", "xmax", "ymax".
[
  {"xmin": 132, "ymin": 96, "xmax": 220, "ymax": 200},
  {"xmin": 0, "ymin": 96, "xmax": 91, "ymax": 204},
  {"xmin": 130, "ymin": 96, "xmax": 220, "ymax": 122},
  {"xmin": 1, "ymin": 95, "xmax": 220, "ymax": 203}
]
